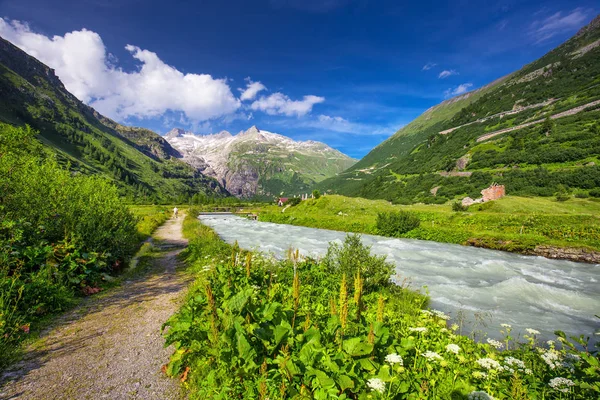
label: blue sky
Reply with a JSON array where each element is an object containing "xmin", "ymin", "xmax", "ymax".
[{"xmin": 0, "ymin": 0, "xmax": 597, "ymax": 158}]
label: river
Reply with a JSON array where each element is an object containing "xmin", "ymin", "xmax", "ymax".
[{"xmin": 199, "ymin": 215, "xmax": 600, "ymax": 343}]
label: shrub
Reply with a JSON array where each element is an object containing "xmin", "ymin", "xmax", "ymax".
[
  {"xmin": 589, "ymin": 188, "xmax": 600, "ymax": 198},
  {"xmin": 574, "ymin": 191, "xmax": 589, "ymax": 199},
  {"xmin": 312, "ymin": 189, "xmax": 321, "ymax": 199},
  {"xmin": 555, "ymin": 194, "xmax": 570, "ymax": 202},
  {"xmin": 376, "ymin": 210, "xmax": 420, "ymax": 237},
  {"xmin": 285, "ymin": 197, "xmax": 302, "ymax": 206},
  {"xmin": 323, "ymin": 234, "xmax": 394, "ymax": 292},
  {"xmin": 452, "ymin": 201, "xmax": 469, "ymax": 212}
]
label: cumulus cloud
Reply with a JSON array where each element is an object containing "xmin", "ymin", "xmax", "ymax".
[
  {"xmin": 251, "ymin": 93, "xmax": 324, "ymax": 117},
  {"xmin": 438, "ymin": 69, "xmax": 458, "ymax": 79},
  {"xmin": 444, "ymin": 83, "xmax": 473, "ymax": 97},
  {"xmin": 239, "ymin": 78, "xmax": 267, "ymax": 101},
  {"xmin": 422, "ymin": 62, "xmax": 437, "ymax": 71},
  {"xmin": 530, "ymin": 8, "xmax": 589, "ymax": 43},
  {"xmin": 0, "ymin": 18, "xmax": 324, "ymax": 123}
]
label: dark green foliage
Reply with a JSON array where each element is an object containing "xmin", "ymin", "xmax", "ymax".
[
  {"xmin": 312, "ymin": 189, "xmax": 322, "ymax": 199},
  {"xmin": 323, "ymin": 234, "xmax": 395, "ymax": 292},
  {"xmin": 285, "ymin": 197, "xmax": 302, "ymax": 206},
  {"xmin": 0, "ymin": 124, "xmax": 139, "ymax": 368},
  {"xmin": 452, "ymin": 201, "xmax": 469, "ymax": 212},
  {"xmin": 589, "ymin": 188, "xmax": 600, "ymax": 198},
  {"xmin": 376, "ymin": 211, "xmax": 420, "ymax": 237}
]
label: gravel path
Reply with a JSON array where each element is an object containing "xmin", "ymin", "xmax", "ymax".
[{"xmin": 0, "ymin": 215, "xmax": 190, "ymax": 400}]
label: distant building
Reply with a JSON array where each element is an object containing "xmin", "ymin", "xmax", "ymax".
[{"xmin": 277, "ymin": 197, "xmax": 289, "ymax": 206}]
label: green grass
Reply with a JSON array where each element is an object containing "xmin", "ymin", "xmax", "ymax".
[{"xmin": 258, "ymin": 195, "xmax": 600, "ymax": 255}]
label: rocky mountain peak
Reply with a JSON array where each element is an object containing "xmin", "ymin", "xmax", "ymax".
[
  {"xmin": 165, "ymin": 128, "xmax": 186, "ymax": 139},
  {"xmin": 243, "ymin": 125, "xmax": 261, "ymax": 136},
  {"xmin": 576, "ymin": 14, "xmax": 600, "ymax": 37},
  {"xmin": 213, "ymin": 130, "xmax": 233, "ymax": 139}
]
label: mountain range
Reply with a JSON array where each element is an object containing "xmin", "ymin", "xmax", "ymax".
[
  {"xmin": 165, "ymin": 126, "xmax": 356, "ymax": 198},
  {"xmin": 0, "ymin": 34, "xmax": 354, "ymax": 201},
  {"xmin": 318, "ymin": 14, "xmax": 600, "ymax": 204}
]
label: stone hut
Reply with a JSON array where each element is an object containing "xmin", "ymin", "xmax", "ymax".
[{"xmin": 481, "ymin": 183, "xmax": 505, "ymax": 202}]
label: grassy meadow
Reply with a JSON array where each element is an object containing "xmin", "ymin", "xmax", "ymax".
[{"xmin": 258, "ymin": 195, "xmax": 600, "ymax": 256}]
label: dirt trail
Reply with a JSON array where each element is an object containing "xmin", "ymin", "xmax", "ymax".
[{"xmin": 0, "ymin": 215, "xmax": 190, "ymax": 400}]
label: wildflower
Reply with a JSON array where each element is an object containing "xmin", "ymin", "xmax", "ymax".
[
  {"xmin": 486, "ymin": 338, "xmax": 504, "ymax": 350},
  {"xmin": 504, "ymin": 357, "xmax": 526, "ymax": 370},
  {"xmin": 547, "ymin": 340, "xmax": 555, "ymax": 347},
  {"xmin": 548, "ymin": 377, "xmax": 575, "ymax": 393},
  {"xmin": 446, "ymin": 344, "xmax": 460, "ymax": 354},
  {"xmin": 422, "ymin": 351, "xmax": 443, "ymax": 361},
  {"xmin": 541, "ymin": 349, "xmax": 561, "ymax": 369},
  {"xmin": 367, "ymin": 378, "xmax": 385, "ymax": 393},
  {"xmin": 476, "ymin": 358, "xmax": 501, "ymax": 370},
  {"xmin": 409, "ymin": 327, "xmax": 427, "ymax": 333},
  {"xmin": 451, "ymin": 323, "xmax": 459, "ymax": 331},
  {"xmin": 526, "ymin": 328, "xmax": 540, "ymax": 335},
  {"xmin": 468, "ymin": 391, "xmax": 495, "ymax": 400},
  {"xmin": 385, "ymin": 353, "xmax": 403, "ymax": 365},
  {"xmin": 432, "ymin": 310, "xmax": 450, "ymax": 320},
  {"xmin": 472, "ymin": 371, "xmax": 488, "ymax": 379},
  {"xmin": 421, "ymin": 310, "xmax": 432, "ymax": 316},
  {"xmin": 500, "ymin": 323, "xmax": 511, "ymax": 328},
  {"xmin": 524, "ymin": 368, "xmax": 532, "ymax": 375}
]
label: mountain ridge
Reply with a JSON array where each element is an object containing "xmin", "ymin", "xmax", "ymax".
[
  {"xmin": 166, "ymin": 125, "xmax": 357, "ymax": 198},
  {"xmin": 0, "ymin": 34, "xmax": 228, "ymax": 202},
  {"xmin": 317, "ymin": 13, "xmax": 600, "ymax": 204}
]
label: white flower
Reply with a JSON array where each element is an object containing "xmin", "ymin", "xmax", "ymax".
[
  {"xmin": 468, "ymin": 391, "xmax": 495, "ymax": 400},
  {"xmin": 421, "ymin": 310, "xmax": 432, "ymax": 316},
  {"xmin": 526, "ymin": 328, "xmax": 540, "ymax": 335},
  {"xmin": 422, "ymin": 351, "xmax": 443, "ymax": 361},
  {"xmin": 432, "ymin": 310, "xmax": 450, "ymax": 320},
  {"xmin": 446, "ymin": 344, "xmax": 460, "ymax": 354},
  {"xmin": 504, "ymin": 357, "xmax": 525, "ymax": 370},
  {"xmin": 547, "ymin": 340, "xmax": 555, "ymax": 346},
  {"xmin": 548, "ymin": 377, "xmax": 575, "ymax": 393},
  {"xmin": 541, "ymin": 349, "xmax": 561, "ymax": 369},
  {"xmin": 409, "ymin": 327, "xmax": 427, "ymax": 333},
  {"xmin": 476, "ymin": 358, "xmax": 501, "ymax": 370},
  {"xmin": 472, "ymin": 371, "xmax": 488, "ymax": 379},
  {"xmin": 486, "ymin": 338, "xmax": 504, "ymax": 350},
  {"xmin": 367, "ymin": 378, "xmax": 385, "ymax": 393},
  {"xmin": 500, "ymin": 323, "xmax": 511, "ymax": 328},
  {"xmin": 524, "ymin": 368, "xmax": 532, "ymax": 375},
  {"xmin": 385, "ymin": 353, "xmax": 403, "ymax": 365}
]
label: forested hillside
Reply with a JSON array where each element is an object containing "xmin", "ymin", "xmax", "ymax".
[
  {"xmin": 0, "ymin": 36, "xmax": 228, "ymax": 203},
  {"xmin": 319, "ymin": 15, "xmax": 600, "ymax": 205}
]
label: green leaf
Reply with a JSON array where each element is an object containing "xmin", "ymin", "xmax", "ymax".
[
  {"xmin": 314, "ymin": 369, "xmax": 336, "ymax": 389},
  {"xmin": 337, "ymin": 375, "xmax": 354, "ymax": 392},
  {"xmin": 358, "ymin": 358, "xmax": 377, "ymax": 371},
  {"xmin": 343, "ymin": 337, "xmax": 373, "ymax": 357}
]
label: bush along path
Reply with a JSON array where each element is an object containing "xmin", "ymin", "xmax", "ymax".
[{"xmin": 0, "ymin": 214, "xmax": 190, "ymax": 400}]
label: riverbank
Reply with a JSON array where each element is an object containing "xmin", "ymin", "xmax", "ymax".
[
  {"xmin": 257, "ymin": 195, "xmax": 600, "ymax": 263},
  {"xmin": 163, "ymin": 210, "xmax": 600, "ymax": 399}
]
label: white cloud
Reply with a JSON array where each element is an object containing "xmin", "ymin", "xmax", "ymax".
[
  {"xmin": 306, "ymin": 114, "xmax": 396, "ymax": 136},
  {"xmin": 444, "ymin": 83, "xmax": 473, "ymax": 97},
  {"xmin": 438, "ymin": 69, "xmax": 458, "ymax": 79},
  {"xmin": 251, "ymin": 93, "xmax": 324, "ymax": 117},
  {"xmin": 0, "ymin": 18, "xmax": 323, "ymax": 124},
  {"xmin": 422, "ymin": 62, "xmax": 437, "ymax": 71},
  {"xmin": 239, "ymin": 78, "xmax": 267, "ymax": 101},
  {"xmin": 530, "ymin": 8, "xmax": 589, "ymax": 43}
]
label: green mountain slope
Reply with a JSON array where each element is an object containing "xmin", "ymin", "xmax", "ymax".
[
  {"xmin": 319, "ymin": 14, "xmax": 600, "ymax": 204},
  {"xmin": 0, "ymin": 36, "xmax": 228, "ymax": 202}
]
